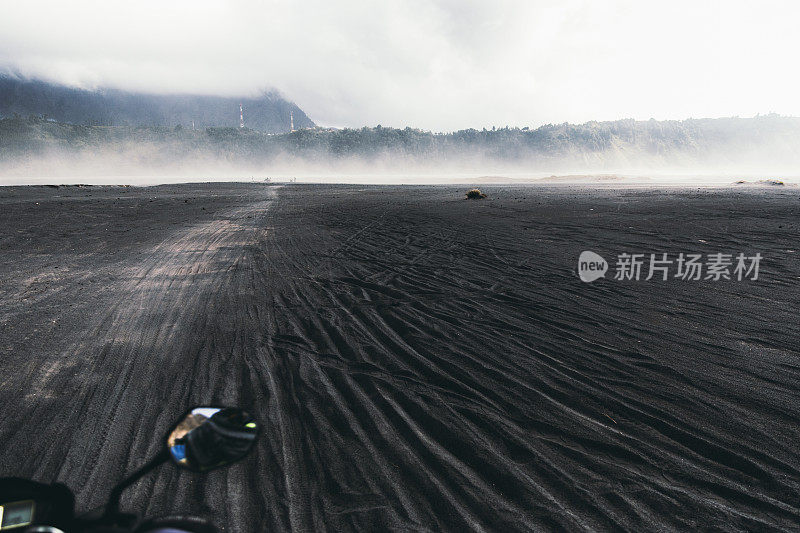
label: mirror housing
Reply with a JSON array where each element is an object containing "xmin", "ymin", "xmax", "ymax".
[{"xmin": 167, "ymin": 407, "xmax": 259, "ymax": 471}]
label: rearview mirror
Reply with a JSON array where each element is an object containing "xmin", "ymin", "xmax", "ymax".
[{"xmin": 166, "ymin": 407, "xmax": 259, "ymax": 471}]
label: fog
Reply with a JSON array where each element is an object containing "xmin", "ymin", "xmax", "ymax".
[
  {"xmin": 2, "ymin": 136, "xmax": 798, "ymax": 187},
  {"xmin": 2, "ymin": 2, "xmax": 800, "ymax": 185},
  {"xmin": 1, "ymin": 1, "xmax": 800, "ymax": 131}
]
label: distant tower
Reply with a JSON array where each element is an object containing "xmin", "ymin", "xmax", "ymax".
[
  {"xmin": 290, "ymin": 110, "xmax": 295, "ymax": 132},
  {"xmin": 239, "ymin": 103, "xmax": 244, "ymax": 129}
]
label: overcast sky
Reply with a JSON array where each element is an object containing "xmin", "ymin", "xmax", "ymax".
[{"xmin": 1, "ymin": 0, "xmax": 798, "ymax": 131}]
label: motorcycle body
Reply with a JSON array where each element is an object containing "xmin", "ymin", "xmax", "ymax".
[{"xmin": 0, "ymin": 406, "xmax": 259, "ymax": 532}]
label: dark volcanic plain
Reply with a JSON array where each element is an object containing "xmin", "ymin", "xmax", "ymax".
[{"xmin": 0, "ymin": 183, "xmax": 799, "ymax": 532}]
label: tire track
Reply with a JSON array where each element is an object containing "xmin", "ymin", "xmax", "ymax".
[
  {"xmin": 3, "ymin": 184, "xmax": 800, "ymax": 532},
  {"xmin": 0, "ymin": 186, "xmax": 277, "ymax": 515}
]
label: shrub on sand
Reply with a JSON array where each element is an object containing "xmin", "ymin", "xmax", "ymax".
[{"xmin": 466, "ymin": 188, "xmax": 487, "ymax": 199}]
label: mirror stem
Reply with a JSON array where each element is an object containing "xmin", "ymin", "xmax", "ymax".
[{"xmin": 104, "ymin": 448, "xmax": 170, "ymax": 519}]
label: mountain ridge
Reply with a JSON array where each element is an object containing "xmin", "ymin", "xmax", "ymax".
[
  {"xmin": 0, "ymin": 75, "xmax": 315, "ymax": 133},
  {"xmin": 2, "ymin": 101, "xmax": 800, "ymax": 177}
]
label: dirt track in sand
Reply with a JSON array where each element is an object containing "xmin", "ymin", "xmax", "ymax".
[{"xmin": 1, "ymin": 183, "xmax": 799, "ymax": 532}]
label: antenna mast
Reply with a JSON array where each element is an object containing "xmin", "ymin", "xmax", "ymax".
[{"xmin": 239, "ymin": 103, "xmax": 244, "ymax": 129}]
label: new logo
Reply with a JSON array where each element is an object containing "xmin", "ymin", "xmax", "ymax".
[{"xmin": 578, "ymin": 251, "xmax": 608, "ymax": 282}]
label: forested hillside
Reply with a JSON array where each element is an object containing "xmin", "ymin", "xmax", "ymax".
[
  {"xmin": 0, "ymin": 75, "xmax": 314, "ymax": 133},
  {"xmin": 1, "ymin": 114, "xmax": 798, "ymax": 174}
]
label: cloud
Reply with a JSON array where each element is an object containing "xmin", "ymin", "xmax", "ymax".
[{"xmin": 1, "ymin": 0, "xmax": 799, "ymax": 130}]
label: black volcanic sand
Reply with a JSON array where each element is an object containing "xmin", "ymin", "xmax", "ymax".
[{"xmin": 1, "ymin": 183, "xmax": 799, "ymax": 532}]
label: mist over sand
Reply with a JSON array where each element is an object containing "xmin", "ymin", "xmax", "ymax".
[{"xmin": 2, "ymin": 114, "xmax": 800, "ymax": 187}]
